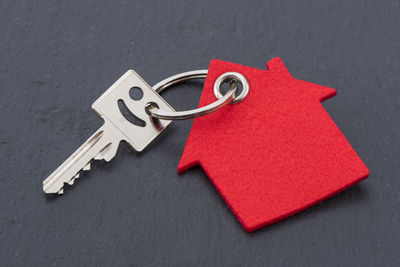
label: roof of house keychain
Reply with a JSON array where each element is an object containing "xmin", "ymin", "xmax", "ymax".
[{"xmin": 42, "ymin": 57, "xmax": 369, "ymax": 232}]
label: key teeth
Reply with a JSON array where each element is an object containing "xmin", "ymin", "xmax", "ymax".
[
  {"xmin": 61, "ymin": 162, "xmax": 92, "ymax": 191},
  {"xmin": 91, "ymin": 142, "xmax": 119, "ymax": 162},
  {"xmin": 100, "ymin": 142, "xmax": 118, "ymax": 162},
  {"xmin": 46, "ymin": 142, "xmax": 118, "ymax": 195},
  {"xmin": 83, "ymin": 163, "xmax": 91, "ymax": 171},
  {"xmin": 60, "ymin": 162, "xmax": 93, "ymax": 193},
  {"xmin": 94, "ymin": 153, "xmax": 104, "ymax": 161},
  {"xmin": 43, "ymin": 127, "xmax": 120, "ymax": 196}
]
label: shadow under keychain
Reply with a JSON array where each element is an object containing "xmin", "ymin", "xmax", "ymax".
[{"xmin": 42, "ymin": 57, "xmax": 369, "ymax": 232}]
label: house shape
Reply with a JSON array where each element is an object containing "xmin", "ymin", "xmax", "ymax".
[{"xmin": 178, "ymin": 58, "xmax": 369, "ymax": 232}]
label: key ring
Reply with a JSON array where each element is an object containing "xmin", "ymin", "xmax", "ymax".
[{"xmin": 148, "ymin": 70, "xmax": 249, "ymax": 120}]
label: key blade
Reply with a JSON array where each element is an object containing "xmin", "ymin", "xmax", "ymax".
[{"xmin": 42, "ymin": 122, "xmax": 121, "ymax": 194}]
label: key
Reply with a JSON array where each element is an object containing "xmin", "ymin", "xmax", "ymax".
[{"xmin": 43, "ymin": 70, "xmax": 174, "ymax": 194}]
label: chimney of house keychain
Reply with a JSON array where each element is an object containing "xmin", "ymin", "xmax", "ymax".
[{"xmin": 42, "ymin": 57, "xmax": 369, "ymax": 232}]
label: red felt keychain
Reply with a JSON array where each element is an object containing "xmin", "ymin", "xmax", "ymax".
[
  {"xmin": 42, "ymin": 56, "xmax": 369, "ymax": 233},
  {"xmin": 178, "ymin": 58, "xmax": 369, "ymax": 232}
]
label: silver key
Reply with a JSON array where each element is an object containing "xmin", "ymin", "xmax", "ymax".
[{"xmin": 43, "ymin": 70, "xmax": 174, "ymax": 194}]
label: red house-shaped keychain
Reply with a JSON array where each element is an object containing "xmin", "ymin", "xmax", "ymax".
[{"xmin": 178, "ymin": 58, "xmax": 369, "ymax": 232}]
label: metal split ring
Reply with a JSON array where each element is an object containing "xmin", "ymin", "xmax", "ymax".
[{"xmin": 148, "ymin": 70, "xmax": 249, "ymax": 120}]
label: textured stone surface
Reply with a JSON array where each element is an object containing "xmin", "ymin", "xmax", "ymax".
[{"xmin": 0, "ymin": 0, "xmax": 399, "ymax": 266}]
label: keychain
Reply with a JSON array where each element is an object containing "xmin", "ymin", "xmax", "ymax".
[{"xmin": 42, "ymin": 57, "xmax": 369, "ymax": 232}]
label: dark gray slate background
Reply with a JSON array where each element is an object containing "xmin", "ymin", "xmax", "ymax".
[{"xmin": 0, "ymin": 0, "xmax": 399, "ymax": 266}]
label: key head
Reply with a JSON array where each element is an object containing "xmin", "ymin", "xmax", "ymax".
[{"xmin": 92, "ymin": 70, "xmax": 174, "ymax": 152}]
